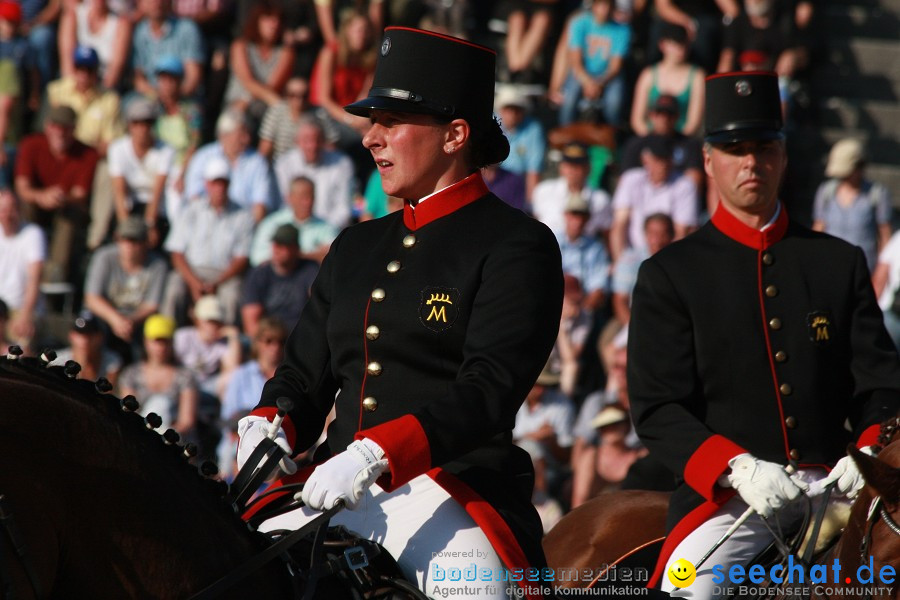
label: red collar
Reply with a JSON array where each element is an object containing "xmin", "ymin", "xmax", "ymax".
[
  {"xmin": 402, "ymin": 172, "xmax": 488, "ymax": 230},
  {"xmin": 710, "ymin": 203, "xmax": 789, "ymax": 250}
]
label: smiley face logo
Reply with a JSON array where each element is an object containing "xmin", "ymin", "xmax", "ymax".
[{"xmin": 667, "ymin": 558, "xmax": 696, "ymax": 588}]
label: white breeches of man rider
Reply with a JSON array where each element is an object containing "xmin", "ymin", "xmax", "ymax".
[
  {"xmin": 661, "ymin": 468, "xmax": 843, "ymax": 599},
  {"xmin": 261, "ymin": 473, "xmax": 511, "ymax": 600}
]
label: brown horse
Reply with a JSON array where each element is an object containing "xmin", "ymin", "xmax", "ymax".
[
  {"xmin": 544, "ymin": 422, "xmax": 900, "ymax": 598},
  {"xmin": 0, "ymin": 353, "xmax": 293, "ymax": 598}
]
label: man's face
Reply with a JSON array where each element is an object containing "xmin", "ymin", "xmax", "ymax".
[
  {"xmin": 205, "ymin": 178, "xmax": 229, "ymax": 207},
  {"xmin": 219, "ymin": 127, "xmax": 248, "ymax": 157},
  {"xmin": 564, "ymin": 211, "xmax": 589, "ymax": 240},
  {"xmin": 499, "ymin": 105, "xmax": 524, "ymax": 131},
  {"xmin": 296, "ymin": 124, "xmax": 323, "ymax": 163},
  {"xmin": 46, "ymin": 122, "xmax": 75, "ymax": 153},
  {"xmin": 288, "ymin": 180, "xmax": 314, "ymax": 219},
  {"xmin": 704, "ymin": 139, "xmax": 787, "ymax": 218},
  {"xmin": 0, "ymin": 191, "xmax": 17, "ymax": 231},
  {"xmin": 644, "ymin": 218, "xmax": 674, "ymax": 255},
  {"xmin": 641, "ymin": 151, "xmax": 671, "ymax": 185},
  {"xmin": 73, "ymin": 66, "xmax": 97, "ymax": 91},
  {"xmin": 560, "ymin": 161, "xmax": 588, "ymax": 189},
  {"xmin": 271, "ymin": 241, "xmax": 300, "ymax": 269},
  {"xmin": 649, "ymin": 110, "xmax": 676, "ymax": 135}
]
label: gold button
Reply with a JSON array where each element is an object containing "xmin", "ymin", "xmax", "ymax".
[
  {"xmin": 789, "ymin": 449, "xmax": 800, "ymax": 461},
  {"xmin": 775, "ymin": 351, "xmax": 787, "ymax": 363},
  {"xmin": 402, "ymin": 234, "xmax": 416, "ymax": 248},
  {"xmin": 365, "ymin": 325, "xmax": 380, "ymax": 340},
  {"xmin": 780, "ymin": 383, "xmax": 792, "ymax": 395},
  {"xmin": 785, "ymin": 416, "xmax": 797, "ymax": 429},
  {"xmin": 362, "ymin": 396, "xmax": 378, "ymax": 412},
  {"xmin": 386, "ymin": 260, "xmax": 401, "ymax": 273},
  {"xmin": 769, "ymin": 318, "xmax": 782, "ymax": 330},
  {"xmin": 765, "ymin": 285, "xmax": 778, "ymax": 298},
  {"xmin": 367, "ymin": 361, "xmax": 382, "ymax": 376},
  {"xmin": 762, "ymin": 253, "xmax": 774, "ymax": 266},
  {"xmin": 371, "ymin": 288, "xmax": 385, "ymax": 302}
]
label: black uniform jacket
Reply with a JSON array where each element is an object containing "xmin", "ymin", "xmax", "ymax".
[
  {"xmin": 252, "ymin": 173, "xmax": 564, "ymax": 586},
  {"xmin": 627, "ymin": 204, "xmax": 900, "ymax": 585}
]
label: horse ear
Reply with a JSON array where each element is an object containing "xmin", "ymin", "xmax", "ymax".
[{"xmin": 849, "ymin": 445, "xmax": 900, "ymax": 504}]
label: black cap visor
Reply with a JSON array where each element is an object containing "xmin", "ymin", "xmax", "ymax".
[
  {"xmin": 705, "ymin": 127, "xmax": 785, "ymax": 145},
  {"xmin": 345, "ymin": 88, "xmax": 455, "ymax": 120}
]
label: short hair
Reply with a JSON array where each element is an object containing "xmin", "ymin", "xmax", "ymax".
[
  {"xmin": 216, "ymin": 110, "xmax": 248, "ymax": 136},
  {"xmin": 251, "ymin": 316, "xmax": 288, "ymax": 358},
  {"xmin": 290, "ymin": 175, "xmax": 315, "ymax": 193},
  {"xmin": 643, "ymin": 212, "xmax": 675, "ymax": 236}
]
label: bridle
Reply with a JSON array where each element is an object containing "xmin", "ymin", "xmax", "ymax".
[{"xmin": 856, "ymin": 495, "xmax": 900, "ymax": 600}]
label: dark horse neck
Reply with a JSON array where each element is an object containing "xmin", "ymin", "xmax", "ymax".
[{"xmin": 0, "ymin": 357, "xmax": 290, "ymax": 598}]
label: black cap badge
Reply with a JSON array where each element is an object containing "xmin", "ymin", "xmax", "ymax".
[{"xmin": 735, "ymin": 79, "xmax": 753, "ymax": 97}]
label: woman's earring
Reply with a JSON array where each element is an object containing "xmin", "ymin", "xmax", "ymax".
[{"xmin": 444, "ymin": 145, "xmax": 455, "ymax": 154}]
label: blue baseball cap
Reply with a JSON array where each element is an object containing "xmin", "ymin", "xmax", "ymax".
[
  {"xmin": 73, "ymin": 46, "xmax": 99, "ymax": 70},
  {"xmin": 154, "ymin": 55, "xmax": 184, "ymax": 78}
]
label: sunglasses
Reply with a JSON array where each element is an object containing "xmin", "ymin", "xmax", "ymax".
[{"xmin": 260, "ymin": 337, "xmax": 285, "ymax": 345}]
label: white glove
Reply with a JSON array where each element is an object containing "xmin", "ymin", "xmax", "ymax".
[
  {"xmin": 726, "ymin": 453, "xmax": 809, "ymax": 518},
  {"xmin": 236, "ymin": 415, "xmax": 296, "ymax": 474},
  {"xmin": 300, "ymin": 438, "xmax": 389, "ymax": 511},
  {"xmin": 820, "ymin": 446, "xmax": 875, "ymax": 500}
]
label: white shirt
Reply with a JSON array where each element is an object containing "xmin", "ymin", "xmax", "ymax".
[
  {"xmin": 531, "ymin": 177, "xmax": 613, "ymax": 238},
  {"xmin": 274, "ymin": 148, "xmax": 355, "ymax": 229},
  {"xmin": 0, "ymin": 223, "xmax": 46, "ymax": 310},
  {"xmin": 164, "ymin": 199, "xmax": 254, "ymax": 271},
  {"xmin": 107, "ymin": 136, "xmax": 176, "ymax": 214},
  {"xmin": 877, "ymin": 231, "xmax": 900, "ymax": 312},
  {"xmin": 612, "ymin": 167, "xmax": 698, "ymax": 251}
]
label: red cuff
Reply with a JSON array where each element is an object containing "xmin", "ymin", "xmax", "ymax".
[
  {"xmin": 249, "ymin": 407, "xmax": 297, "ymax": 449},
  {"xmin": 857, "ymin": 424, "xmax": 881, "ymax": 449},
  {"xmin": 356, "ymin": 415, "xmax": 431, "ymax": 492},
  {"xmin": 684, "ymin": 435, "xmax": 748, "ymax": 501}
]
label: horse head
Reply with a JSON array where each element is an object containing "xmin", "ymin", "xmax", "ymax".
[
  {"xmin": 0, "ymin": 354, "xmax": 292, "ymax": 598},
  {"xmin": 847, "ymin": 428, "xmax": 900, "ymax": 591}
]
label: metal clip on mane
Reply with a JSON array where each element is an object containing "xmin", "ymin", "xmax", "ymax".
[
  {"xmin": 63, "ymin": 360, "xmax": 81, "ymax": 379},
  {"xmin": 39, "ymin": 349, "xmax": 57, "ymax": 366},
  {"xmin": 200, "ymin": 461, "xmax": 219, "ymax": 478},
  {"xmin": 6, "ymin": 345, "xmax": 23, "ymax": 360},
  {"xmin": 120, "ymin": 395, "xmax": 139, "ymax": 412},
  {"xmin": 144, "ymin": 413, "xmax": 163, "ymax": 429},
  {"xmin": 95, "ymin": 377, "xmax": 113, "ymax": 393},
  {"xmin": 183, "ymin": 443, "xmax": 198, "ymax": 459},
  {"xmin": 162, "ymin": 429, "xmax": 180, "ymax": 445}
]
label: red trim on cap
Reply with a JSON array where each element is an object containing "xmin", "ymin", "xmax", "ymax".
[
  {"xmin": 428, "ymin": 468, "xmax": 546, "ymax": 600},
  {"xmin": 684, "ymin": 435, "xmax": 747, "ymax": 501},
  {"xmin": 648, "ymin": 495, "xmax": 734, "ymax": 587},
  {"xmin": 706, "ymin": 70, "xmax": 777, "ymax": 81},
  {"xmin": 402, "ymin": 172, "xmax": 489, "ymax": 230},
  {"xmin": 384, "ymin": 26, "xmax": 496, "ymax": 55},
  {"xmin": 710, "ymin": 202, "xmax": 789, "ymax": 250},
  {"xmin": 356, "ymin": 415, "xmax": 431, "ymax": 490},
  {"xmin": 249, "ymin": 407, "xmax": 297, "ymax": 449},
  {"xmin": 857, "ymin": 424, "xmax": 881, "ymax": 449}
]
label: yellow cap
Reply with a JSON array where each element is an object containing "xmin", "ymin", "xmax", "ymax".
[{"xmin": 144, "ymin": 314, "xmax": 176, "ymax": 340}]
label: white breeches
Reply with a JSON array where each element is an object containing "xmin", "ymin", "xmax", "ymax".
[
  {"xmin": 661, "ymin": 468, "xmax": 844, "ymax": 599},
  {"xmin": 260, "ymin": 473, "xmax": 511, "ymax": 599}
]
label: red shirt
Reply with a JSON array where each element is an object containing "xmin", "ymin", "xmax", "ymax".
[{"xmin": 14, "ymin": 133, "xmax": 99, "ymax": 196}]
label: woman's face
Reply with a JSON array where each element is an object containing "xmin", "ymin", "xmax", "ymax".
[
  {"xmin": 344, "ymin": 15, "xmax": 370, "ymax": 52},
  {"xmin": 363, "ymin": 110, "xmax": 454, "ymax": 200},
  {"xmin": 659, "ymin": 38, "xmax": 687, "ymax": 62},
  {"xmin": 258, "ymin": 13, "xmax": 280, "ymax": 44}
]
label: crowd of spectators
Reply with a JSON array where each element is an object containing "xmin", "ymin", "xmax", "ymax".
[{"xmin": 0, "ymin": 0, "xmax": 895, "ymax": 526}]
